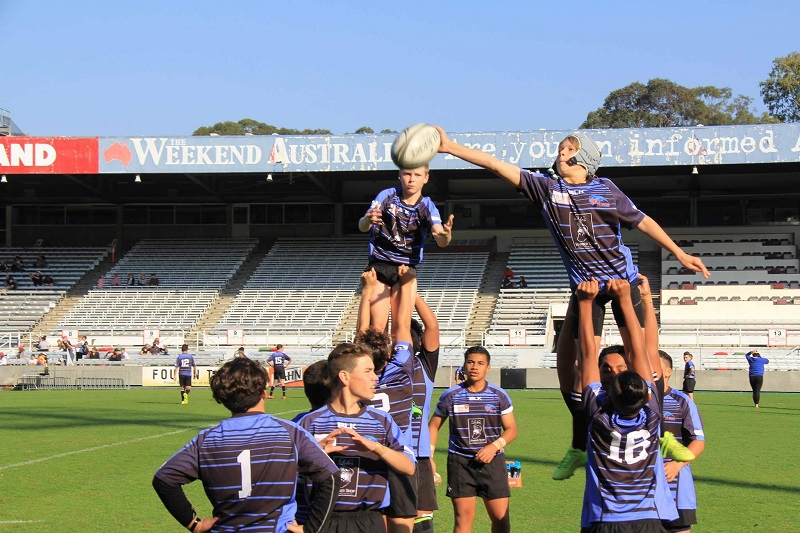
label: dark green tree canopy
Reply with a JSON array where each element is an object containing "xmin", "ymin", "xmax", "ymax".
[
  {"xmin": 760, "ymin": 52, "xmax": 800, "ymax": 122},
  {"xmin": 193, "ymin": 118, "xmax": 332, "ymax": 136},
  {"xmin": 581, "ymin": 78, "xmax": 775, "ymax": 129}
]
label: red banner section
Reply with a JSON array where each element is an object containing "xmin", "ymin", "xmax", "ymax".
[{"xmin": 0, "ymin": 137, "xmax": 99, "ymax": 174}]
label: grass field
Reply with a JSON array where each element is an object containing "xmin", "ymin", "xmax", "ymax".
[{"xmin": 2, "ymin": 387, "xmax": 799, "ymax": 532}]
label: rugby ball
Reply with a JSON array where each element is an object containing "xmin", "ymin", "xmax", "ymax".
[{"xmin": 391, "ymin": 123, "xmax": 440, "ymax": 169}]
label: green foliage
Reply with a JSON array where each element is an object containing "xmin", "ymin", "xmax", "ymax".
[
  {"xmin": 581, "ymin": 78, "xmax": 777, "ymax": 128},
  {"xmin": 760, "ymin": 52, "xmax": 800, "ymax": 122},
  {"xmin": 381, "ymin": 128, "xmax": 398, "ymax": 134},
  {"xmin": 2, "ymin": 388, "xmax": 799, "ymax": 532},
  {"xmin": 353, "ymin": 126, "xmax": 374, "ymax": 134},
  {"xmin": 192, "ymin": 118, "xmax": 332, "ymax": 136}
]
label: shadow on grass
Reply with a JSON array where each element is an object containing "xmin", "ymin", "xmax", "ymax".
[
  {"xmin": 0, "ymin": 408, "xmax": 219, "ymax": 431},
  {"xmin": 694, "ymin": 475, "xmax": 800, "ymax": 495}
]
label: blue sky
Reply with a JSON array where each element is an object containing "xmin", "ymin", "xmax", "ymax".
[{"xmin": 2, "ymin": 0, "xmax": 798, "ymax": 137}]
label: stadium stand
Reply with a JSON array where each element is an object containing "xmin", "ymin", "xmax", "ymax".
[
  {"xmin": 210, "ymin": 238, "xmax": 488, "ymax": 347},
  {"xmin": 0, "ymin": 246, "xmax": 108, "ymax": 334},
  {"xmin": 54, "ymin": 239, "xmax": 256, "ymax": 346}
]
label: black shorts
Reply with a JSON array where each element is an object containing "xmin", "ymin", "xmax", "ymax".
[
  {"xmin": 446, "ymin": 453, "xmax": 510, "ymax": 500},
  {"xmin": 581, "ymin": 519, "xmax": 667, "ymax": 533},
  {"xmin": 416, "ymin": 457, "xmax": 438, "ymax": 511},
  {"xmin": 328, "ymin": 510, "xmax": 385, "ymax": 533},
  {"xmin": 682, "ymin": 378, "xmax": 696, "ymax": 393},
  {"xmin": 273, "ymin": 367, "xmax": 286, "ymax": 381},
  {"xmin": 570, "ymin": 285, "xmax": 644, "ymax": 338},
  {"xmin": 664, "ymin": 508, "xmax": 697, "ymax": 532},
  {"xmin": 366, "ymin": 261, "xmax": 417, "ymax": 287},
  {"xmin": 178, "ymin": 375, "xmax": 192, "ymax": 387},
  {"xmin": 385, "ymin": 466, "xmax": 418, "ymax": 518}
]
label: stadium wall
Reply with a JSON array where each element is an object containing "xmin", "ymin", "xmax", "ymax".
[{"xmin": 2, "ymin": 366, "xmax": 799, "ymax": 392}]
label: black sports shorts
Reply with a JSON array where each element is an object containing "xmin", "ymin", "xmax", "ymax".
[
  {"xmin": 366, "ymin": 261, "xmax": 417, "ymax": 287},
  {"xmin": 273, "ymin": 367, "xmax": 286, "ymax": 381},
  {"xmin": 178, "ymin": 375, "xmax": 192, "ymax": 387},
  {"xmin": 664, "ymin": 508, "xmax": 697, "ymax": 532},
  {"xmin": 385, "ymin": 467, "xmax": 418, "ymax": 518},
  {"xmin": 581, "ymin": 519, "xmax": 668, "ymax": 533},
  {"xmin": 682, "ymin": 378, "xmax": 696, "ymax": 393},
  {"xmin": 416, "ymin": 457, "xmax": 439, "ymax": 511},
  {"xmin": 570, "ymin": 285, "xmax": 644, "ymax": 338},
  {"xmin": 446, "ymin": 453, "xmax": 510, "ymax": 500},
  {"xmin": 328, "ymin": 510, "xmax": 384, "ymax": 533}
]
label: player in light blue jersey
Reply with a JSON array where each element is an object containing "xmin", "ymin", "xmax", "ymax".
[
  {"xmin": 153, "ymin": 357, "xmax": 339, "ymax": 533},
  {"xmin": 358, "ymin": 165, "xmax": 454, "ymax": 339},
  {"xmin": 659, "ymin": 351, "xmax": 706, "ymax": 533},
  {"xmin": 578, "ymin": 279, "xmax": 677, "ymax": 532},
  {"xmin": 429, "ymin": 346, "xmax": 517, "ymax": 533},
  {"xmin": 298, "ymin": 343, "xmax": 416, "ymax": 533}
]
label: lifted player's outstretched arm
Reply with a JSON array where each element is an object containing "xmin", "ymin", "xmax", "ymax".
[
  {"xmin": 607, "ymin": 279, "xmax": 652, "ymax": 382},
  {"xmin": 436, "ymin": 126, "xmax": 522, "ymax": 187},
  {"xmin": 577, "ymin": 279, "xmax": 601, "ymax": 390},
  {"xmin": 637, "ymin": 216, "xmax": 709, "ymax": 278}
]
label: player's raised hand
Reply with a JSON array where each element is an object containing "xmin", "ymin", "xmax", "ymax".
[
  {"xmin": 677, "ymin": 251, "xmax": 710, "ymax": 279},
  {"xmin": 433, "ymin": 214, "xmax": 455, "ymax": 239},
  {"xmin": 366, "ymin": 202, "xmax": 382, "ymax": 226},
  {"xmin": 638, "ymin": 274, "xmax": 652, "ymax": 298},
  {"xmin": 576, "ymin": 278, "xmax": 599, "ymax": 301},
  {"xmin": 606, "ymin": 278, "xmax": 631, "ymax": 300},
  {"xmin": 434, "ymin": 126, "xmax": 453, "ymax": 153}
]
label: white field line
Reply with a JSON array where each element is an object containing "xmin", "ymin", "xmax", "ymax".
[{"xmin": 0, "ymin": 409, "xmax": 302, "ymax": 472}]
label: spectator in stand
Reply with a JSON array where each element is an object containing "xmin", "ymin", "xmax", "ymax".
[
  {"xmin": 745, "ymin": 349, "xmax": 770, "ymax": 408},
  {"xmin": 36, "ymin": 336, "xmax": 50, "ymax": 352},
  {"xmin": 141, "ymin": 344, "xmax": 152, "ymax": 356},
  {"xmin": 234, "ymin": 346, "xmax": 248, "ymax": 358},
  {"xmin": 75, "ymin": 335, "xmax": 89, "ymax": 360},
  {"xmin": 97, "ymin": 276, "xmax": 105, "ymax": 289},
  {"xmin": 111, "ymin": 274, "xmax": 121, "ymax": 287},
  {"xmin": 30, "ymin": 271, "xmax": 44, "ymax": 286},
  {"xmin": 33, "ymin": 254, "xmax": 47, "ymax": 268},
  {"xmin": 138, "ymin": 273, "xmax": 148, "ymax": 286},
  {"xmin": 89, "ymin": 346, "xmax": 101, "ymax": 359},
  {"xmin": 518, "ymin": 276, "xmax": 528, "ymax": 288},
  {"xmin": 43, "ymin": 275, "xmax": 54, "ymax": 286},
  {"xmin": 503, "ymin": 267, "xmax": 514, "ymax": 279},
  {"xmin": 37, "ymin": 352, "xmax": 48, "ymax": 366},
  {"xmin": 0, "ymin": 259, "xmax": 8, "ymax": 272},
  {"xmin": 119, "ymin": 347, "xmax": 129, "ymax": 360},
  {"xmin": 28, "ymin": 354, "xmax": 38, "ymax": 365},
  {"xmin": 17, "ymin": 344, "xmax": 29, "ymax": 360},
  {"xmin": 4, "ymin": 275, "xmax": 17, "ymax": 290},
  {"xmin": 107, "ymin": 347, "xmax": 124, "ymax": 362},
  {"xmin": 0, "ymin": 352, "xmax": 7, "ymax": 365},
  {"xmin": 11, "ymin": 256, "xmax": 25, "ymax": 272},
  {"xmin": 150, "ymin": 338, "xmax": 169, "ymax": 355},
  {"xmin": 127, "ymin": 273, "xmax": 136, "ymax": 286},
  {"xmin": 149, "ymin": 273, "xmax": 161, "ymax": 286},
  {"xmin": 501, "ymin": 275, "xmax": 514, "ymax": 289}
]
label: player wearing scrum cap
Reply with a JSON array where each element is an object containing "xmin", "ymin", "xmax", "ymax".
[{"xmin": 436, "ymin": 126, "xmax": 708, "ymax": 480}]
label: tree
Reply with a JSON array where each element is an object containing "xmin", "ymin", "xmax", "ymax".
[
  {"xmin": 760, "ymin": 52, "xmax": 800, "ymax": 122},
  {"xmin": 193, "ymin": 119, "xmax": 331, "ymax": 136},
  {"xmin": 353, "ymin": 126, "xmax": 374, "ymax": 134},
  {"xmin": 581, "ymin": 78, "xmax": 775, "ymax": 129},
  {"xmin": 381, "ymin": 128, "xmax": 398, "ymax": 134}
]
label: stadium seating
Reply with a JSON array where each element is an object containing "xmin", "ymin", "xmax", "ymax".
[
  {"xmin": 0, "ymin": 247, "xmax": 108, "ymax": 333},
  {"xmin": 55, "ymin": 239, "xmax": 256, "ymax": 345}
]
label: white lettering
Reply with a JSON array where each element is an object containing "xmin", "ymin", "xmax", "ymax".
[
  {"xmin": 645, "ymin": 139, "xmax": 664, "ymax": 156},
  {"xmin": 351, "ymin": 143, "xmax": 367, "ymax": 163},
  {"xmin": 718, "ymin": 137, "xmax": 740, "ymax": 154},
  {"xmin": 0, "ymin": 143, "xmax": 58, "ymax": 167},
  {"xmin": 629, "ymin": 135, "xmax": 645, "ymax": 156},
  {"xmin": 792, "ymin": 133, "xmax": 800, "ymax": 153},
  {"xmin": 11, "ymin": 144, "xmax": 33, "ymax": 166},
  {"xmin": 741, "ymin": 136, "xmax": 755, "ymax": 154},
  {"xmin": 131, "ymin": 138, "xmax": 168, "ymax": 165},
  {"xmin": 529, "ymin": 141, "xmax": 545, "ymax": 159},
  {"xmin": 596, "ymin": 140, "xmax": 612, "ymax": 157},
  {"xmin": 35, "ymin": 144, "xmax": 57, "ymax": 166},
  {"xmin": 510, "ymin": 142, "xmax": 526, "ymax": 164},
  {"xmin": 332, "ymin": 144, "xmax": 349, "ymax": 163},
  {"xmin": 759, "ymin": 130, "xmax": 778, "ymax": 153}
]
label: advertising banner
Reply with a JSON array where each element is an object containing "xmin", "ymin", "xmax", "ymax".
[
  {"xmin": 142, "ymin": 365, "xmax": 307, "ymax": 387},
  {"xmin": 0, "ymin": 137, "xmax": 99, "ymax": 174}
]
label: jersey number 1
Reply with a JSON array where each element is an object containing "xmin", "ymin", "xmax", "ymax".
[{"xmin": 237, "ymin": 449, "xmax": 252, "ymax": 498}]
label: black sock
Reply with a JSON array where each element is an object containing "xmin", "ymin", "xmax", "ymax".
[
  {"xmin": 282, "ymin": 386, "xmax": 286, "ymax": 396},
  {"xmin": 414, "ymin": 517, "xmax": 434, "ymax": 533},
  {"xmin": 180, "ymin": 389, "xmax": 185, "ymax": 400},
  {"xmin": 269, "ymin": 386, "xmax": 274, "ymax": 395}
]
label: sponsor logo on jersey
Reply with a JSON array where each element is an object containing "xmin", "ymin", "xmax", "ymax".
[
  {"xmin": 454, "ymin": 404, "xmax": 469, "ymax": 414},
  {"xmin": 484, "ymin": 403, "xmax": 498, "ymax": 413},
  {"xmin": 551, "ymin": 190, "xmax": 571, "ymax": 205},
  {"xmin": 588, "ymin": 195, "xmax": 610, "ymax": 207}
]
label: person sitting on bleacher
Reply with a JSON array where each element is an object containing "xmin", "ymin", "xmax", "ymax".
[
  {"xmin": 0, "ymin": 352, "xmax": 6, "ymax": 365},
  {"xmin": 0, "ymin": 260, "xmax": 8, "ymax": 272},
  {"xmin": 502, "ymin": 275, "xmax": 514, "ymax": 289},
  {"xmin": 150, "ymin": 338, "xmax": 169, "ymax": 355},
  {"xmin": 88, "ymin": 346, "xmax": 101, "ymax": 359},
  {"xmin": 28, "ymin": 354, "xmax": 38, "ymax": 365},
  {"xmin": 141, "ymin": 344, "xmax": 152, "ymax": 356},
  {"xmin": 4, "ymin": 274, "xmax": 17, "ymax": 290},
  {"xmin": 518, "ymin": 276, "xmax": 528, "ymax": 288},
  {"xmin": 138, "ymin": 273, "xmax": 148, "ymax": 286},
  {"xmin": 111, "ymin": 274, "xmax": 121, "ymax": 287},
  {"xmin": 42, "ymin": 275, "xmax": 54, "ymax": 286},
  {"xmin": 33, "ymin": 254, "xmax": 47, "ymax": 268},
  {"xmin": 11, "ymin": 256, "xmax": 25, "ymax": 272},
  {"xmin": 30, "ymin": 271, "xmax": 43, "ymax": 286},
  {"xmin": 36, "ymin": 336, "xmax": 49, "ymax": 352},
  {"xmin": 149, "ymin": 273, "xmax": 160, "ymax": 286},
  {"xmin": 107, "ymin": 347, "xmax": 124, "ymax": 362},
  {"xmin": 127, "ymin": 273, "xmax": 136, "ymax": 286}
]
